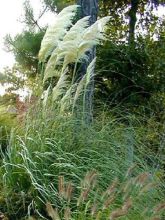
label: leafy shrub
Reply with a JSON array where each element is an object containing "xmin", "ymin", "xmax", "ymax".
[
  {"xmin": 0, "ymin": 101, "xmax": 164, "ymax": 219},
  {"xmin": 96, "ymin": 36, "xmax": 165, "ymax": 105}
]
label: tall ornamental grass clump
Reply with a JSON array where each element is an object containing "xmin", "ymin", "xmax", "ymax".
[
  {"xmin": 0, "ymin": 5, "xmax": 164, "ymax": 220},
  {"xmin": 38, "ymin": 5, "xmax": 110, "ymax": 118},
  {"xmin": 1, "ymin": 102, "xmax": 164, "ymax": 219}
]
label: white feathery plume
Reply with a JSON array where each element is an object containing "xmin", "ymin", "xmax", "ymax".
[
  {"xmin": 43, "ymin": 16, "xmax": 110, "ymax": 82},
  {"xmin": 72, "ymin": 57, "xmax": 96, "ymax": 109},
  {"xmin": 44, "ymin": 16, "xmax": 91, "ymax": 79},
  {"xmin": 58, "ymin": 5, "xmax": 79, "ymax": 17},
  {"xmin": 83, "ymin": 16, "xmax": 110, "ymax": 42},
  {"xmin": 97, "ymin": 16, "xmax": 111, "ymax": 32},
  {"xmin": 85, "ymin": 57, "xmax": 96, "ymax": 86},
  {"xmin": 72, "ymin": 75, "xmax": 86, "ymax": 110},
  {"xmin": 52, "ymin": 69, "xmax": 69, "ymax": 101},
  {"xmin": 44, "ymin": 65, "xmax": 61, "ymax": 82},
  {"xmin": 60, "ymin": 16, "xmax": 110, "ymax": 67},
  {"xmin": 63, "ymin": 16, "xmax": 90, "ymax": 41},
  {"xmin": 38, "ymin": 5, "xmax": 79, "ymax": 62},
  {"xmin": 60, "ymin": 83, "xmax": 77, "ymax": 113},
  {"xmin": 42, "ymin": 12, "xmax": 110, "ymax": 107},
  {"xmin": 42, "ymin": 85, "xmax": 51, "ymax": 108}
]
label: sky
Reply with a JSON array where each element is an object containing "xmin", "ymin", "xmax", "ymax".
[
  {"xmin": 0, "ymin": 0, "xmax": 55, "ymax": 96},
  {"xmin": 0, "ymin": 0, "xmax": 23, "ymax": 70},
  {"xmin": 0, "ymin": 0, "xmax": 55, "ymax": 71}
]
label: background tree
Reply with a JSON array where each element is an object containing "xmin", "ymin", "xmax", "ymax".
[
  {"xmin": 0, "ymin": 66, "xmax": 25, "ymax": 94},
  {"xmin": 5, "ymin": 31, "xmax": 45, "ymax": 76},
  {"xmin": 21, "ymin": 0, "xmax": 49, "ymax": 31},
  {"xmin": 43, "ymin": 0, "xmax": 74, "ymax": 12},
  {"xmin": 42, "ymin": 0, "xmax": 165, "ymax": 42},
  {"xmin": 4, "ymin": 0, "xmax": 47, "ymax": 77}
]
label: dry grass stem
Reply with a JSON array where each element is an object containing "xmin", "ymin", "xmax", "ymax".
[
  {"xmin": 65, "ymin": 181, "xmax": 73, "ymax": 202},
  {"xmin": 139, "ymin": 183, "xmax": 156, "ymax": 195},
  {"xmin": 84, "ymin": 170, "xmax": 97, "ymax": 187},
  {"xmin": 154, "ymin": 202, "xmax": 165, "ymax": 213},
  {"xmin": 58, "ymin": 176, "xmax": 65, "ymax": 197},
  {"xmin": 103, "ymin": 195, "xmax": 116, "ymax": 210},
  {"xmin": 125, "ymin": 164, "xmax": 136, "ymax": 178},
  {"xmin": 122, "ymin": 179, "xmax": 133, "ymax": 193},
  {"xmin": 91, "ymin": 203, "xmax": 98, "ymax": 216},
  {"xmin": 102, "ymin": 178, "xmax": 118, "ymax": 198},
  {"xmin": 109, "ymin": 197, "xmax": 132, "ymax": 220},
  {"xmin": 64, "ymin": 207, "xmax": 71, "ymax": 220},
  {"xmin": 150, "ymin": 217, "xmax": 161, "ymax": 220},
  {"xmin": 135, "ymin": 172, "xmax": 150, "ymax": 185},
  {"xmin": 46, "ymin": 202, "xmax": 61, "ymax": 220}
]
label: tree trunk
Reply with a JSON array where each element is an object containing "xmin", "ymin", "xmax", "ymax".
[
  {"xmin": 77, "ymin": 0, "xmax": 98, "ymax": 124},
  {"xmin": 128, "ymin": 0, "xmax": 139, "ymax": 44},
  {"xmin": 77, "ymin": 0, "xmax": 98, "ymax": 25}
]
